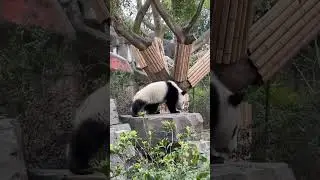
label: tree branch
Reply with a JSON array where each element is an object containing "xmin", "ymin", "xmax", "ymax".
[
  {"xmin": 151, "ymin": 2, "xmax": 162, "ymax": 37},
  {"xmin": 183, "ymin": 0, "xmax": 205, "ymax": 33},
  {"xmin": 133, "ymin": 0, "xmax": 152, "ymax": 34},
  {"xmin": 137, "ymin": 0, "xmax": 142, "ymax": 8},
  {"xmin": 151, "ymin": 0, "xmax": 185, "ymax": 42},
  {"xmin": 192, "ymin": 28, "xmax": 210, "ymax": 53},
  {"xmin": 67, "ymin": 0, "xmax": 110, "ymax": 42},
  {"xmin": 136, "ymin": 0, "xmax": 157, "ymax": 31},
  {"xmin": 143, "ymin": 19, "xmax": 156, "ymax": 30},
  {"xmin": 112, "ymin": 17, "xmax": 150, "ymax": 50}
]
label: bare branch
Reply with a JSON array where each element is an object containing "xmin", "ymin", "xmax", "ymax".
[
  {"xmin": 183, "ymin": 0, "xmax": 205, "ymax": 33},
  {"xmin": 143, "ymin": 19, "xmax": 156, "ymax": 30},
  {"xmin": 137, "ymin": 0, "xmax": 142, "ymax": 8},
  {"xmin": 112, "ymin": 17, "xmax": 150, "ymax": 50},
  {"xmin": 68, "ymin": 0, "xmax": 110, "ymax": 42},
  {"xmin": 192, "ymin": 28, "xmax": 210, "ymax": 53},
  {"xmin": 151, "ymin": 0, "xmax": 185, "ymax": 42},
  {"xmin": 151, "ymin": 2, "xmax": 162, "ymax": 37},
  {"xmin": 133, "ymin": 0, "xmax": 152, "ymax": 34}
]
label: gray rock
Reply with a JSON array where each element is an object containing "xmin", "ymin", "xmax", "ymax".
[
  {"xmin": 110, "ymin": 123, "xmax": 132, "ymax": 144},
  {"xmin": 119, "ymin": 113, "xmax": 204, "ymax": 145},
  {"xmin": 110, "ymin": 99, "xmax": 120, "ymax": 125},
  {"xmin": 212, "ymin": 162, "xmax": 296, "ymax": 180},
  {"xmin": 189, "ymin": 140, "xmax": 210, "ymax": 157},
  {"xmin": 28, "ymin": 168, "xmax": 105, "ymax": 180},
  {"xmin": 0, "ymin": 117, "xmax": 27, "ymax": 180}
]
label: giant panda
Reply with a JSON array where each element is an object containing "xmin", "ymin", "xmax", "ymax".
[
  {"xmin": 210, "ymin": 72, "xmax": 244, "ymax": 164},
  {"xmin": 67, "ymin": 116, "xmax": 108, "ymax": 175},
  {"xmin": 66, "ymin": 85, "xmax": 110, "ymax": 175},
  {"xmin": 131, "ymin": 80, "xmax": 187, "ymax": 117}
]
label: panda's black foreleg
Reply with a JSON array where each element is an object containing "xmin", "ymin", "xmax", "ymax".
[
  {"xmin": 145, "ymin": 103, "xmax": 160, "ymax": 114},
  {"xmin": 132, "ymin": 99, "xmax": 147, "ymax": 117},
  {"xmin": 166, "ymin": 101, "xmax": 180, "ymax": 113}
]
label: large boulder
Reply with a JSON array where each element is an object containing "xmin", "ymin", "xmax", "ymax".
[{"xmin": 119, "ymin": 113, "xmax": 204, "ymax": 145}]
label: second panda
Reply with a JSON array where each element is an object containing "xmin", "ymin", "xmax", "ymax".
[
  {"xmin": 210, "ymin": 73, "xmax": 244, "ymax": 163},
  {"xmin": 131, "ymin": 80, "xmax": 187, "ymax": 117}
]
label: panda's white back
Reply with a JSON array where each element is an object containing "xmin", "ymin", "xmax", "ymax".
[
  {"xmin": 133, "ymin": 81, "xmax": 168, "ymax": 104},
  {"xmin": 211, "ymin": 74, "xmax": 241, "ymax": 152}
]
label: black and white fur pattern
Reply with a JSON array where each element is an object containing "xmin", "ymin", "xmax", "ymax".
[
  {"xmin": 66, "ymin": 114, "xmax": 108, "ymax": 175},
  {"xmin": 131, "ymin": 80, "xmax": 186, "ymax": 117},
  {"xmin": 210, "ymin": 73, "xmax": 244, "ymax": 163},
  {"xmin": 66, "ymin": 85, "xmax": 110, "ymax": 175}
]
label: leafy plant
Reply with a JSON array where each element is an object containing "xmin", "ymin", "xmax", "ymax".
[{"xmin": 99, "ymin": 121, "xmax": 210, "ymax": 180}]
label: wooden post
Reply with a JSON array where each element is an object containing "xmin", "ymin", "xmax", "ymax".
[{"xmin": 173, "ymin": 44, "xmax": 192, "ymax": 82}]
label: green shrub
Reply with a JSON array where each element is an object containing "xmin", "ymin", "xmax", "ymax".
[{"xmin": 98, "ymin": 121, "xmax": 209, "ymax": 180}]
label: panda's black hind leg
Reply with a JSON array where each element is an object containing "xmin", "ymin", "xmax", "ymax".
[
  {"xmin": 68, "ymin": 118, "xmax": 108, "ymax": 175},
  {"xmin": 145, "ymin": 103, "xmax": 160, "ymax": 114}
]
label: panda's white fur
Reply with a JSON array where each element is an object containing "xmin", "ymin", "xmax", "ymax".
[
  {"xmin": 131, "ymin": 80, "xmax": 186, "ymax": 117},
  {"xmin": 210, "ymin": 73, "xmax": 244, "ymax": 163}
]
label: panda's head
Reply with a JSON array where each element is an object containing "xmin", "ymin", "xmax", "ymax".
[
  {"xmin": 210, "ymin": 73, "xmax": 244, "ymax": 153},
  {"xmin": 167, "ymin": 80, "xmax": 187, "ymax": 110}
]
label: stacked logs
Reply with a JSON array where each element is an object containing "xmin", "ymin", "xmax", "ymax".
[
  {"xmin": 130, "ymin": 37, "xmax": 170, "ymax": 81},
  {"xmin": 173, "ymin": 43, "xmax": 192, "ymax": 82},
  {"xmin": 131, "ymin": 37, "xmax": 210, "ymax": 89},
  {"xmin": 188, "ymin": 51, "xmax": 210, "ymax": 87},
  {"xmin": 249, "ymin": 0, "xmax": 320, "ymax": 81},
  {"xmin": 212, "ymin": 0, "xmax": 254, "ymax": 65}
]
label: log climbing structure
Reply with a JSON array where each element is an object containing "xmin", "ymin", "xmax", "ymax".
[
  {"xmin": 131, "ymin": 36, "xmax": 210, "ymax": 91},
  {"xmin": 1, "ymin": 0, "xmax": 319, "ymax": 88},
  {"xmin": 249, "ymin": 0, "xmax": 320, "ymax": 82},
  {"xmin": 212, "ymin": 0, "xmax": 320, "ymax": 83}
]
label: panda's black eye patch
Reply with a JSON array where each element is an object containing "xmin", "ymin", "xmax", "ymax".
[{"xmin": 228, "ymin": 92, "xmax": 244, "ymax": 107}]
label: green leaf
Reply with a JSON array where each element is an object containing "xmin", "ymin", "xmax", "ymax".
[
  {"xmin": 196, "ymin": 171, "xmax": 209, "ymax": 179},
  {"xmin": 203, "ymin": 0, "xmax": 210, "ymax": 9}
]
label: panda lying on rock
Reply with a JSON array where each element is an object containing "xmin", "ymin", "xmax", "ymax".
[{"xmin": 210, "ymin": 73, "xmax": 244, "ymax": 164}]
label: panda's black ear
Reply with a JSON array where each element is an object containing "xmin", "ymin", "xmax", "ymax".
[
  {"xmin": 228, "ymin": 92, "xmax": 244, "ymax": 107},
  {"xmin": 181, "ymin": 90, "xmax": 187, "ymax": 95}
]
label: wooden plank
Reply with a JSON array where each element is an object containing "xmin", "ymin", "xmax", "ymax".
[
  {"xmin": 261, "ymin": 12, "xmax": 320, "ymax": 80},
  {"xmin": 249, "ymin": 0, "xmax": 295, "ymax": 42},
  {"xmin": 231, "ymin": 0, "xmax": 244, "ymax": 62},
  {"xmin": 223, "ymin": 0, "xmax": 238, "ymax": 64},
  {"xmin": 250, "ymin": 0, "xmax": 301, "ymax": 54},
  {"xmin": 216, "ymin": 0, "xmax": 232, "ymax": 63},
  {"xmin": 256, "ymin": 1, "xmax": 320, "ymax": 69}
]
